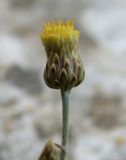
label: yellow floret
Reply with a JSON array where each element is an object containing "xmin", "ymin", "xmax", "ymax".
[{"xmin": 40, "ymin": 20, "xmax": 79, "ymax": 46}]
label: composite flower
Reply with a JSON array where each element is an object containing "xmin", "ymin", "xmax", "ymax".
[{"xmin": 40, "ymin": 20, "xmax": 84, "ymax": 90}]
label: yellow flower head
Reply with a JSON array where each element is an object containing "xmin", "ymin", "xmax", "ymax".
[
  {"xmin": 40, "ymin": 20, "xmax": 79, "ymax": 54},
  {"xmin": 40, "ymin": 20, "xmax": 84, "ymax": 90}
]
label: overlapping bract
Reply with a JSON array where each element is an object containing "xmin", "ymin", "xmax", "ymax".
[{"xmin": 40, "ymin": 20, "xmax": 84, "ymax": 90}]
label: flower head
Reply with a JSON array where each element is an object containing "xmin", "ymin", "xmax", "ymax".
[
  {"xmin": 40, "ymin": 20, "xmax": 84, "ymax": 90},
  {"xmin": 39, "ymin": 140, "xmax": 61, "ymax": 160}
]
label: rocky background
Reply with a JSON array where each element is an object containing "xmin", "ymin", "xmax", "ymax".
[{"xmin": 0, "ymin": 0, "xmax": 126, "ymax": 160}]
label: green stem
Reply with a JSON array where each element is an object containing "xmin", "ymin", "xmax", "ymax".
[{"xmin": 61, "ymin": 90, "xmax": 69, "ymax": 160}]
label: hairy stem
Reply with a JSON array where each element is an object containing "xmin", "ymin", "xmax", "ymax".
[{"xmin": 61, "ymin": 90, "xmax": 69, "ymax": 160}]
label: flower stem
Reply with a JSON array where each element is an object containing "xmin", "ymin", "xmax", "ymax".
[{"xmin": 61, "ymin": 90, "xmax": 70, "ymax": 160}]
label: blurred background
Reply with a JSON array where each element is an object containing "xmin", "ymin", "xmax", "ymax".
[{"xmin": 0, "ymin": 0, "xmax": 126, "ymax": 160}]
